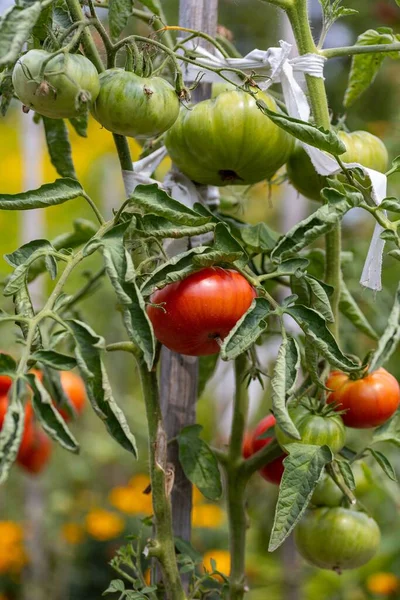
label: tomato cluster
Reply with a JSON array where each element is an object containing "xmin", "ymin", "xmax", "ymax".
[{"xmin": 0, "ymin": 366, "xmax": 86, "ymax": 475}]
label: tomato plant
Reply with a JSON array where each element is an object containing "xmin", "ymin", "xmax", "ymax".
[
  {"xmin": 92, "ymin": 69, "xmax": 180, "ymax": 138},
  {"xmin": 0, "ymin": 396, "xmax": 34, "ymax": 461},
  {"xmin": 249, "ymin": 415, "xmax": 286, "ymax": 485},
  {"xmin": 165, "ymin": 89, "xmax": 294, "ymax": 185},
  {"xmin": 147, "ymin": 267, "xmax": 256, "ymax": 356},
  {"xmin": 275, "ymin": 404, "xmax": 346, "ymax": 454},
  {"xmin": 286, "ymin": 130, "xmax": 389, "ymax": 201},
  {"xmin": 327, "ymin": 368, "xmax": 400, "ymax": 428},
  {"xmin": 13, "ymin": 50, "xmax": 100, "ymax": 119},
  {"xmin": 294, "ymin": 507, "xmax": 381, "ymax": 571}
]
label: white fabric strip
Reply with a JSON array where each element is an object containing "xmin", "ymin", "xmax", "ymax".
[{"xmin": 179, "ymin": 38, "xmax": 388, "ymax": 290}]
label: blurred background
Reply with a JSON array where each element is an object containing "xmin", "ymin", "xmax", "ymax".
[{"xmin": 0, "ymin": 0, "xmax": 399, "ymax": 598}]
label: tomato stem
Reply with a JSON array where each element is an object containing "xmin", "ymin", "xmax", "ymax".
[{"xmin": 322, "ymin": 42, "xmax": 400, "ymax": 59}]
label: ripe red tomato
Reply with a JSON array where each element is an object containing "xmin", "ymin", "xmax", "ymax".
[
  {"xmin": 327, "ymin": 368, "xmax": 400, "ymax": 428},
  {"xmin": 147, "ymin": 268, "xmax": 256, "ymax": 356},
  {"xmin": 58, "ymin": 371, "xmax": 86, "ymax": 421},
  {"xmin": 251, "ymin": 415, "xmax": 286, "ymax": 485},
  {"xmin": 0, "ymin": 374, "xmax": 12, "ymax": 396},
  {"xmin": 0, "ymin": 396, "xmax": 34, "ymax": 460},
  {"xmin": 17, "ymin": 426, "xmax": 52, "ymax": 475}
]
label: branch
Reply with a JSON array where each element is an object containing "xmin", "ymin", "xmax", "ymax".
[{"xmin": 322, "ymin": 42, "xmax": 400, "ymax": 59}]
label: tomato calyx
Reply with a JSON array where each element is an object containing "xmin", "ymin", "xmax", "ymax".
[{"xmin": 299, "ymin": 397, "xmax": 346, "ymax": 419}]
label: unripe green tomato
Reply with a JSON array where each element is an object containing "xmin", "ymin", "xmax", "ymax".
[
  {"xmin": 311, "ymin": 474, "xmax": 343, "ymax": 507},
  {"xmin": 165, "ymin": 89, "xmax": 294, "ymax": 186},
  {"xmin": 92, "ymin": 69, "xmax": 180, "ymax": 138},
  {"xmin": 287, "ymin": 130, "xmax": 389, "ymax": 201},
  {"xmin": 12, "ymin": 50, "xmax": 100, "ymax": 119},
  {"xmin": 294, "ymin": 507, "xmax": 380, "ymax": 571},
  {"xmin": 275, "ymin": 404, "xmax": 346, "ymax": 454}
]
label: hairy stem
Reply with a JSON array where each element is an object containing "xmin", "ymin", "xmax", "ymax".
[
  {"xmin": 226, "ymin": 354, "xmax": 249, "ymax": 600},
  {"xmin": 322, "ymin": 42, "xmax": 400, "ymax": 59},
  {"xmin": 287, "ymin": 0, "xmax": 341, "ymax": 335}
]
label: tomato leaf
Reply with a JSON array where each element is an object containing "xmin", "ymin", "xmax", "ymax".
[
  {"xmin": 268, "ymin": 443, "xmax": 333, "ymax": 551},
  {"xmin": 0, "ymin": 2, "xmax": 43, "ymax": 66},
  {"xmin": 367, "ymin": 447, "xmax": 397, "ymax": 482},
  {"xmin": 68, "ymin": 319, "xmax": 138, "ymax": 457},
  {"xmin": 285, "ymin": 305, "xmax": 359, "ymax": 371},
  {"xmin": 69, "ymin": 114, "xmax": 88, "ymax": 138},
  {"xmin": 103, "ymin": 579, "xmax": 125, "ymax": 594},
  {"xmin": 220, "ymin": 298, "xmax": 271, "ymax": 361},
  {"xmin": 271, "ymin": 335, "xmax": 301, "ymax": 439},
  {"xmin": 336, "ymin": 458, "xmax": 356, "ymax": 490},
  {"xmin": 42, "ymin": 117, "xmax": 77, "ymax": 179},
  {"xmin": 379, "ymin": 197, "xmax": 400, "ymax": 213},
  {"xmin": 339, "ymin": 276, "xmax": 378, "ymax": 340},
  {"xmin": 372, "ymin": 412, "xmax": 400, "ymax": 447},
  {"xmin": 30, "ymin": 350, "xmax": 77, "ymax": 371},
  {"xmin": 177, "ymin": 424, "xmax": 222, "ymax": 501},
  {"xmin": 344, "ymin": 28, "xmax": 400, "ymax": 108},
  {"xmin": 0, "ymin": 178, "xmax": 84, "ymax": 210},
  {"xmin": 13, "ymin": 284, "xmax": 42, "ymax": 352},
  {"xmin": 108, "ymin": 0, "xmax": 133, "ymax": 40},
  {"xmin": 140, "ymin": 0, "xmax": 161, "ymax": 13},
  {"xmin": 388, "ymin": 249, "xmax": 400, "ymax": 262},
  {"xmin": 27, "ymin": 373, "xmax": 79, "ymax": 453},
  {"xmin": 256, "ymin": 103, "xmax": 346, "ymax": 155},
  {"xmin": 4, "ymin": 240, "xmax": 59, "ymax": 296},
  {"xmin": 305, "ymin": 275, "xmax": 334, "ymax": 323},
  {"xmin": 0, "ymin": 354, "xmax": 16, "ymax": 376},
  {"xmin": 368, "ymin": 282, "xmax": 400, "ymax": 372},
  {"xmin": 0, "ymin": 384, "xmax": 24, "ymax": 484},
  {"xmin": 240, "ymin": 222, "xmax": 279, "ymax": 253},
  {"xmin": 271, "ymin": 191, "xmax": 351, "ymax": 262},
  {"xmin": 192, "ymin": 223, "xmax": 246, "ymax": 268},
  {"xmin": 131, "ymin": 184, "xmax": 211, "ymax": 227},
  {"xmin": 138, "ymin": 215, "xmax": 216, "ymax": 239},
  {"xmin": 140, "ymin": 247, "xmax": 209, "ymax": 297},
  {"xmin": 40, "ymin": 366, "xmax": 75, "ymax": 421},
  {"xmin": 0, "ymin": 67, "xmax": 15, "ymax": 116}
]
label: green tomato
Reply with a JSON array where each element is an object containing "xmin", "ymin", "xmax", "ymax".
[
  {"xmin": 12, "ymin": 50, "xmax": 100, "ymax": 119},
  {"xmin": 164, "ymin": 89, "xmax": 294, "ymax": 186},
  {"xmin": 294, "ymin": 507, "xmax": 380, "ymax": 571},
  {"xmin": 275, "ymin": 404, "xmax": 346, "ymax": 454},
  {"xmin": 311, "ymin": 474, "xmax": 343, "ymax": 507},
  {"xmin": 286, "ymin": 130, "xmax": 389, "ymax": 201},
  {"xmin": 92, "ymin": 69, "xmax": 180, "ymax": 139}
]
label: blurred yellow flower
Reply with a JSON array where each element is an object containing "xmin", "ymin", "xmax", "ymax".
[
  {"xmin": 202, "ymin": 549, "xmax": 230, "ymax": 581},
  {"xmin": 109, "ymin": 486, "xmax": 152, "ymax": 516},
  {"xmin": 85, "ymin": 509, "xmax": 125, "ymax": 541},
  {"xmin": 192, "ymin": 504, "xmax": 224, "ymax": 529},
  {"xmin": 0, "ymin": 522, "xmax": 27, "ymax": 574},
  {"xmin": 129, "ymin": 474, "xmax": 151, "ymax": 492},
  {"xmin": 367, "ymin": 572, "xmax": 399, "ymax": 596},
  {"xmin": 62, "ymin": 523, "xmax": 85, "ymax": 545},
  {"xmin": 192, "ymin": 486, "xmax": 204, "ymax": 506}
]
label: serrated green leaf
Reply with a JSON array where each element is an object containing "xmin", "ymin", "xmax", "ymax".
[
  {"xmin": 30, "ymin": 350, "xmax": 77, "ymax": 371},
  {"xmin": 68, "ymin": 319, "xmax": 137, "ymax": 456},
  {"xmin": 42, "ymin": 117, "xmax": 77, "ymax": 179},
  {"xmin": 131, "ymin": 184, "xmax": 211, "ymax": 226},
  {"xmin": 0, "ymin": 2, "xmax": 43, "ymax": 66},
  {"xmin": 372, "ymin": 413, "xmax": 400, "ymax": 447},
  {"xmin": 4, "ymin": 240, "xmax": 58, "ymax": 296},
  {"xmin": 0, "ymin": 389, "xmax": 24, "ymax": 483},
  {"xmin": 103, "ymin": 579, "xmax": 125, "ymax": 595},
  {"xmin": 367, "ymin": 447, "xmax": 397, "ymax": 481},
  {"xmin": 28, "ymin": 373, "xmax": 79, "ymax": 453},
  {"xmin": 13, "ymin": 284, "xmax": 42, "ymax": 352},
  {"xmin": 344, "ymin": 28, "xmax": 400, "ymax": 107},
  {"xmin": 0, "ymin": 68, "xmax": 14, "ymax": 116},
  {"xmin": 0, "ymin": 354, "xmax": 16, "ymax": 375},
  {"xmin": 140, "ymin": 247, "xmax": 208, "ymax": 297},
  {"xmin": 339, "ymin": 276, "xmax": 378, "ymax": 340},
  {"xmin": 369, "ymin": 283, "xmax": 400, "ymax": 371},
  {"xmin": 220, "ymin": 298, "xmax": 271, "ymax": 361},
  {"xmin": 256, "ymin": 104, "xmax": 346, "ymax": 155},
  {"xmin": 285, "ymin": 304, "xmax": 359, "ymax": 371},
  {"xmin": 108, "ymin": 0, "xmax": 133, "ymax": 40},
  {"xmin": 306, "ymin": 275, "xmax": 334, "ymax": 323},
  {"xmin": 380, "ymin": 229, "xmax": 397, "ymax": 242},
  {"xmin": 41, "ymin": 365, "xmax": 75, "ymax": 420},
  {"xmin": 138, "ymin": 215, "xmax": 215, "ymax": 239},
  {"xmin": 336, "ymin": 458, "xmax": 356, "ymax": 490},
  {"xmin": 271, "ymin": 335, "xmax": 301, "ymax": 439},
  {"xmin": 177, "ymin": 424, "xmax": 222, "ymax": 501},
  {"xmin": 0, "ymin": 178, "xmax": 83, "ymax": 210},
  {"xmin": 389, "ymin": 249, "xmax": 400, "ymax": 261},
  {"xmin": 271, "ymin": 192, "xmax": 351, "ymax": 262},
  {"xmin": 379, "ymin": 197, "xmax": 400, "ymax": 213},
  {"xmin": 192, "ymin": 222, "xmax": 246, "ymax": 268},
  {"xmin": 240, "ymin": 222, "xmax": 279, "ymax": 253},
  {"xmin": 268, "ymin": 443, "xmax": 333, "ymax": 551}
]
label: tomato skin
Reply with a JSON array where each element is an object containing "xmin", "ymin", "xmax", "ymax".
[
  {"xmin": 92, "ymin": 69, "xmax": 180, "ymax": 138},
  {"xmin": 250, "ymin": 415, "xmax": 286, "ymax": 485},
  {"xmin": 242, "ymin": 432, "xmax": 253, "ymax": 460},
  {"xmin": 17, "ymin": 426, "xmax": 52, "ymax": 475},
  {"xmin": 311, "ymin": 474, "xmax": 343, "ymax": 507},
  {"xmin": 287, "ymin": 131, "xmax": 389, "ymax": 201},
  {"xmin": 13, "ymin": 50, "xmax": 100, "ymax": 119},
  {"xmin": 275, "ymin": 404, "xmax": 346, "ymax": 454},
  {"xmin": 147, "ymin": 267, "xmax": 256, "ymax": 356},
  {"xmin": 0, "ymin": 375, "xmax": 12, "ymax": 396},
  {"xmin": 0, "ymin": 397, "xmax": 34, "ymax": 460},
  {"xmin": 165, "ymin": 89, "xmax": 294, "ymax": 186},
  {"xmin": 327, "ymin": 368, "xmax": 400, "ymax": 428},
  {"xmin": 58, "ymin": 371, "xmax": 86, "ymax": 421},
  {"xmin": 294, "ymin": 507, "xmax": 380, "ymax": 571}
]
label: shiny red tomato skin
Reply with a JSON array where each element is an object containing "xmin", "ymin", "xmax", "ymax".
[
  {"xmin": 0, "ymin": 375, "xmax": 12, "ymax": 396},
  {"xmin": 251, "ymin": 415, "xmax": 286, "ymax": 485},
  {"xmin": 58, "ymin": 371, "xmax": 86, "ymax": 421},
  {"xmin": 327, "ymin": 368, "xmax": 400, "ymax": 428},
  {"xmin": 17, "ymin": 426, "xmax": 52, "ymax": 475},
  {"xmin": 147, "ymin": 268, "xmax": 256, "ymax": 356}
]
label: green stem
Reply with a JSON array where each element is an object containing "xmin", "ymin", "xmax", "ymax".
[
  {"xmin": 322, "ymin": 42, "xmax": 400, "ymax": 59},
  {"xmin": 287, "ymin": 0, "xmax": 341, "ymax": 334},
  {"xmin": 136, "ymin": 358, "xmax": 187, "ymax": 600},
  {"xmin": 226, "ymin": 354, "xmax": 250, "ymax": 600}
]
